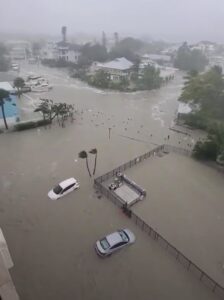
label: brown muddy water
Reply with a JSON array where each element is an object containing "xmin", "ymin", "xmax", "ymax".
[{"xmin": 0, "ymin": 63, "xmax": 219, "ymax": 299}]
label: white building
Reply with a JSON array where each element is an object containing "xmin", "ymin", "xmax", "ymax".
[
  {"xmin": 93, "ymin": 57, "xmax": 134, "ymax": 81},
  {"xmin": 209, "ymin": 56, "xmax": 224, "ymax": 72},
  {"xmin": 6, "ymin": 41, "xmax": 31, "ymax": 61},
  {"xmin": 176, "ymin": 102, "xmax": 192, "ymax": 125},
  {"xmin": 41, "ymin": 42, "xmax": 58, "ymax": 60},
  {"xmin": 190, "ymin": 42, "xmax": 216, "ymax": 55},
  {"xmin": 41, "ymin": 41, "xmax": 81, "ymax": 64},
  {"xmin": 142, "ymin": 54, "xmax": 171, "ymax": 64},
  {"xmin": 56, "ymin": 41, "xmax": 81, "ymax": 63},
  {"xmin": 139, "ymin": 55, "xmax": 176, "ymax": 80}
]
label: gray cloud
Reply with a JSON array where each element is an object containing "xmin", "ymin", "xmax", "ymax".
[{"xmin": 0, "ymin": 0, "xmax": 224, "ymax": 42}]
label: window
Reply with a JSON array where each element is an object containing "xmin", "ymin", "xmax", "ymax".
[
  {"xmin": 63, "ymin": 183, "xmax": 75, "ymax": 193},
  {"xmin": 53, "ymin": 185, "xmax": 63, "ymax": 194},
  {"xmin": 119, "ymin": 230, "xmax": 129, "ymax": 243},
  {"xmin": 111, "ymin": 242, "xmax": 125, "ymax": 249},
  {"xmin": 100, "ymin": 238, "xmax": 110, "ymax": 250}
]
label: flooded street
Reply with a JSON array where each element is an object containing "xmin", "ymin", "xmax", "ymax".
[{"xmin": 0, "ymin": 64, "xmax": 220, "ymax": 299}]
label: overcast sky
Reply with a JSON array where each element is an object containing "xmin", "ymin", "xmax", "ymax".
[{"xmin": 1, "ymin": 0, "xmax": 224, "ymax": 42}]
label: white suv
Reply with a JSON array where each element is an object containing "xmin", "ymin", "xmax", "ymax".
[{"xmin": 48, "ymin": 177, "xmax": 79, "ymax": 200}]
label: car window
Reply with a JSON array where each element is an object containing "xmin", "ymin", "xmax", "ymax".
[
  {"xmin": 111, "ymin": 241, "xmax": 125, "ymax": 249},
  {"xmin": 63, "ymin": 183, "xmax": 75, "ymax": 193},
  {"xmin": 119, "ymin": 230, "xmax": 129, "ymax": 243},
  {"xmin": 100, "ymin": 238, "xmax": 110, "ymax": 250},
  {"xmin": 53, "ymin": 185, "xmax": 63, "ymax": 195}
]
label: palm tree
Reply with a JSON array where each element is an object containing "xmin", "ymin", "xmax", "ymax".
[
  {"xmin": 79, "ymin": 150, "xmax": 91, "ymax": 177},
  {"xmin": 0, "ymin": 88, "xmax": 10, "ymax": 129},
  {"xmin": 14, "ymin": 77, "xmax": 25, "ymax": 98},
  {"xmin": 89, "ymin": 148, "xmax": 98, "ymax": 175}
]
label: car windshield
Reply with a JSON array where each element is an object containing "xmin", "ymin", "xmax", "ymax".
[
  {"xmin": 119, "ymin": 230, "xmax": 129, "ymax": 242},
  {"xmin": 53, "ymin": 185, "xmax": 63, "ymax": 195},
  {"xmin": 100, "ymin": 238, "xmax": 110, "ymax": 250}
]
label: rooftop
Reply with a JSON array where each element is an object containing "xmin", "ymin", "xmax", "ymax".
[
  {"xmin": 142, "ymin": 54, "xmax": 171, "ymax": 62},
  {"xmin": 0, "ymin": 82, "xmax": 15, "ymax": 92},
  {"xmin": 97, "ymin": 57, "xmax": 134, "ymax": 71},
  {"xmin": 59, "ymin": 177, "xmax": 77, "ymax": 189},
  {"xmin": 177, "ymin": 102, "xmax": 192, "ymax": 114},
  {"xmin": 106, "ymin": 232, "xmax": 122, "ymax": 246}
]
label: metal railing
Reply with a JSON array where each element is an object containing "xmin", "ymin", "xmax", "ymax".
[
  {"xmin": 94, "ymin": 144, "xmax": 224, "ymax": 298},
  {"xmin": 131, "ymin": 212, "xmax": 224, "ymax": 298},
  {"xmin": 95, "ymin": 178, "xmax": 224, "ymax": 298},
  {"xmin": 96, "ymin": 144, "xmax": 165, "ymax": 183}
]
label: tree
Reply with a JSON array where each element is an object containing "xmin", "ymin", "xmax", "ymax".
[
  {"xmin": 109, "ymin": 37, "xmax": 144, "ymax": 62},
  {"xmin": 174, "ymin": 42, "xmax": 208, "ymax": 72},
  {"xmin": 193, "ymin": 125, "xmax": 224, "ymax": 161},
  {"xmin": 80, "ymin": 43, "xmax": 108, "ymax": 62},
  {"xmin": 137, "ymin": 65, "xmax": 162, "ymax": 90},
  {"xmin": 89, "ymin": 70, "xmax": 110, "ymax": 88},
  {"xmin": 61, "ymin": 26, "xmax": 67, "ymax": 42},
  {"xmin": 0, "ymin": 43, "xmax": 9, "ymax": 71},
  {"xmin": 89, "ymin": 148, "xmax": 97, "ymax": 175},
  {"xmin": 32, "ymin": 42, "xmax": 42, "ymax": 57},
  {"xmin": 179, "ymin": 66, "xmax": 224, "ymax": 120},
  {"xmin": 34, "ymin": 99, "xmax": 74, "ymax": 126},
  {"xmin": 0, "ymin": 89, "xmax": 10, "ymax": 129},
  {"xmin": 14, "ymin": 77, "xmax": 25, "ymax": 98},
  {"xmin": 102, "ymin": 31, "xmax": 107, "ymax": 48},
  {"xmin": 79, "ymin": 151, "xmax": 91, "ymax": 177},
  {"xmin": 114, "ymin": 32, "xmax": 119, "ymax": 46}
]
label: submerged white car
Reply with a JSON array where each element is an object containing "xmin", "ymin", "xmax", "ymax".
[
  {"xmin": 95, "ymin": 229, "xmax": 135, "ymax": 257},
  {"xmin": 48, "ymin": 178, "xmax": 79, "ymax": 200}
]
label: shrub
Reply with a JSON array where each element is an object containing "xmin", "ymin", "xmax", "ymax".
[
  {"xmin": 14, "ymin": 119, "xmax": 51, "ymax": 131},
  {"xmin": 193, "ymin": 140, "xmax": 219, "ymax": 160}
]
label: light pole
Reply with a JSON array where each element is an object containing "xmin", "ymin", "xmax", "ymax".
[{"xmin": 108, "ymin": 127, "xmax": 112, "ymax": 140}]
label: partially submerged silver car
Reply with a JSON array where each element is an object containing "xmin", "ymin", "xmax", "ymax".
[{"xmin": 95, "ymin": 229, "xmax": 135, "ymax": 257}]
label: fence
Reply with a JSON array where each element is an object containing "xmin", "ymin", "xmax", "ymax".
[
  {"xmin": 94, "ymin": 144, "xmax": 224, "ymax": 298},
  {"xmin": 131, "ymin": 212, "xmax": 224, "ymax": 298},
  {"xmin": 95, "ymin": 178, "xmax": 224, "ymax": 298},
  {"xmin": 95, "ymin": 144, "xmax": 166, "ymax": 184},
  {"xmin": 163, "ymin": 144, "xmax": 192, "ymax": 157}
]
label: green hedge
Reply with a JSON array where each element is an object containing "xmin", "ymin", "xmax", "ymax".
[{"xmin": 14, "ymin": 119, "xmax": 51, "ymax": 131}]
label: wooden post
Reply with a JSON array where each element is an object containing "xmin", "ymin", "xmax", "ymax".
[{"xmin": 108, "ymin": 127, "xmax": 111, "ymax": 140}]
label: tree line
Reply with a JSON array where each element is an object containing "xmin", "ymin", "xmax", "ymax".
[{"xmin": 179, "ymin": 66, "xmax": 224, "ymax": 163}]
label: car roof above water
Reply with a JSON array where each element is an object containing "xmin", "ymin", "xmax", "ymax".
[
  {"xmin": 59, "ymin": 178, "xmax": 77, "ymax": 189},
  {"xmin": 106, "ymin": 231, "xmax": 122, "ymax": 246}
]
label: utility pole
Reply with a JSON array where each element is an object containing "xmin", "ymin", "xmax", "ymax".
[{"xmin": 108, "ymin": 127, "xmax": 112, "ymax": 140}]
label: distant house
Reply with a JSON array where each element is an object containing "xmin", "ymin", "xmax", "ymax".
[
  {"xmin": 139, "ymin": 55, "xmax": 176, "ymax": 80},
  {"xmin": 141, "ymin": 54, "xmax": 171, "ymax": 65},
  {"xmin": 190, "ymin": 41, "xmax": 216, "ymax": 55},
  {"xmin": 94, "ymin": 57, "xmax": 134, "ymax": 81},
  {"xmin": 56, "ymin": 41, "xmax": 81, "ymax": 63},
  {"xmin": 0, "ymin": 82, "xmax": 19, "ymax": 128},
  {"xmin": 176, "ymin": 102, "xmax": 192, "ymax": 125},
  {"xmin": 41, "ymin": 41, "xmax": 81, "ymax": 64},
  {"xmin": 161, "ymin": 44, "xmax": 180, "ymax": 56},
  {"xmin": 6, "ymin": 40, "xmax": 31, "ymax": 61},
  {"xmin": 209, "ymin": 56, "xmax": 224, "ymax": 72}
]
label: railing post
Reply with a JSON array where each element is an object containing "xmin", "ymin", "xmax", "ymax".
[
  {"xmin": 212, "ymin": 283, "xmax": 217, "ymax": 292},
  {"xmin": 200, "ymin": 272, "xmax": 204, "ymax": 281}
]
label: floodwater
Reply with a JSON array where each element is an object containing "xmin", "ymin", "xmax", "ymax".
[
  {"xmin": 0, "ymin": 63, "xmax": 219, "ymax": 299},
  {"xmin": 125, "ymin": 152, "xmax": 224, "ymax": 287}
]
